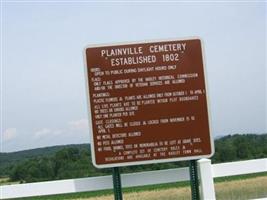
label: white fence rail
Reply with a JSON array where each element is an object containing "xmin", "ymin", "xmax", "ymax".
[{"xmin": 1, "ymin": 158, "xmax": 266, "ymax": 199}]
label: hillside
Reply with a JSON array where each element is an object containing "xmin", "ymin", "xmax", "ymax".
[
  {"xmin": 0, "ymin": 144, "xmax": 90, "ymax": 177},
  {"xmin": 0, "ymin": 134, "xmax": 266, "ymax": 183}
]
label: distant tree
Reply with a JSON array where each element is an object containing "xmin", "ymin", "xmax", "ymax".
[{"xmin": 7, "ymin": 134, "xmax": 267, "ymax": 183}]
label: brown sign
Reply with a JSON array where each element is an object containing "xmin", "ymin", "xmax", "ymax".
[{"xmin": 84, "ymin": 38, "xmax": 214, "ymax": 168}]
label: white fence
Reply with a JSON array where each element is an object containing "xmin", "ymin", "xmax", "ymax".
[{"xmin": 0, "ymin": 158, "xmax": 266, "ymax": 199}]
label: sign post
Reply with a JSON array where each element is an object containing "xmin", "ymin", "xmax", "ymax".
[
  {"xmin": 112, "ymin": 167, "xmax": 123, "ymax": 200},
  {"xmin": 189, "ymin": 160, "xmax": 200, "ymax": 200},
  {"xmin": 84, "ymin": 38, "xmax": 214, "ymax": 200}
]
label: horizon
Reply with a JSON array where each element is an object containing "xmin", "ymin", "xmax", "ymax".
[
  {"xmin": 2, "ymin": 132, "xmax": 266, "ymax": 153},
  {"xmin": 2, "ymin": 2, "xmax": 266, "ymax": 152}
]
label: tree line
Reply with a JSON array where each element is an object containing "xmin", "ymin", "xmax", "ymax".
[{"xmin": 3, "ymin": 134, "xmax": 267, "ymax": 183}]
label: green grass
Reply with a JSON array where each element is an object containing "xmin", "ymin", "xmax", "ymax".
[
  {"xmin": 215, "ymin": 176, "xmax": 267, "ymax": 200},
  {"xmin": 11, "ymin": 172, "xmax": 267, "ymax": 200}
]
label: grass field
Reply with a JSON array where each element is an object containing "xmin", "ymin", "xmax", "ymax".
[
  {"xmin": 73, "ymin": 176, "xmax": 267, "ymax": 200},
  {"xmin": 14, "ymin": 172, "xmax": 267, "ymax": 200}
]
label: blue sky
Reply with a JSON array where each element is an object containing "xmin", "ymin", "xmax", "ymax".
[{"xmin": 1, "ymin": 1, "xmax": 266, "ymax": 152}]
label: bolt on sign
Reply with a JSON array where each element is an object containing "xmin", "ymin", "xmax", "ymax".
[{"xmin": 84, "ymin": 38, "xmax": 214, "ymax": 168}]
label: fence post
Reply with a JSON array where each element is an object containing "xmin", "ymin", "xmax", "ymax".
[{"xmin": 197, "ymin": 158, "xmax": 216, "ymax": 200}]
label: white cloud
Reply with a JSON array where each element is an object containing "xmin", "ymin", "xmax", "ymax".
[
  {"xmin": 34, "ymin": 128, "xmax": 65, "ymax": 139},
  {"xmin": 33, "ymin": 119, "xmax": 88, "ymax": 139},
  {"xmin": 2, "ymin": 128, "xmax": 17, "ymax": 142},
  {"xmin": 3, "ymin": 119, "xmax": 91, "ymax": 151},
  {"xmin": 69, "ymin": 118, "xmax": 89, "ymax": 131},
  {"xmin": 53, "ymin": 130, "xmax": 64, "ymax": 135},
  {"xmin": 34, "ymin": 128, "xmax": 52, "ymax": 138}
]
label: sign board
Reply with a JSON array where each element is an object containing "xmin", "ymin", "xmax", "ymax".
[{"xmin": 84, "ymin": 38, "xmax": 214, "ymax": 168}]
